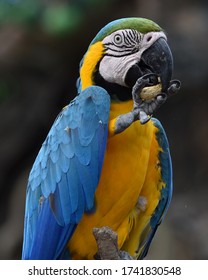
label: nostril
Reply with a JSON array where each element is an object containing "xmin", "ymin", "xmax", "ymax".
[{"xmin": 146, "ymin": 36, "xmax": 152, "ymax": 42}]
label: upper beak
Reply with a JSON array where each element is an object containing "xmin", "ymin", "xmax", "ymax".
[{"xmin": 140, "ymin": 37, "xmax": 173, "ymax": 92}]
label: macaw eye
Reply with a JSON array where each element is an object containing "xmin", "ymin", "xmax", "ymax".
[{"xmin": 113, "ymin": 34, "xmax": 123, "ymax": 45}]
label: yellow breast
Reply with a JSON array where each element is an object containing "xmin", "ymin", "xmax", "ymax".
[{"xmin": 68, "ymin": 100, "xmax": 162, "ymax": 259}]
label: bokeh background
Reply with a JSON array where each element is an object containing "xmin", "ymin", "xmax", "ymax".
[{"xmin": 0, "ymin": 0, "xmax": 207, "ymax": 260}]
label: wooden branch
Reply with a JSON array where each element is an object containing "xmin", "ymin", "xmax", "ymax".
[{"xmin": 93, "ymin": 226, "xmax": 133, "ymax": 260}]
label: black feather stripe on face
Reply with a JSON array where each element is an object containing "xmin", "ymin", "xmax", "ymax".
[{"xmin": 103, "ymin": 29, "xmax": 141, "ymax": 58}]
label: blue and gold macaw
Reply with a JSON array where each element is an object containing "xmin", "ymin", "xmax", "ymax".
[{"xmin": 22, "ymin": 17, "xmax": 180, "ymax": 260}]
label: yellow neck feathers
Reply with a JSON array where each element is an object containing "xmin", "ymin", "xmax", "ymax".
[{"xmin": 80, "ymin": 42, "xmax": 104, "ymax": 90}]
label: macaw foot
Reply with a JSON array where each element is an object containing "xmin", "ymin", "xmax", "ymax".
[
  {"xmin": 132, "ymin": 73, "xmax": 165, "ymax": 124},
  {"xmin": 132, "ymin": 74, "xmax": 181, "ymax": 124},
  {"xmin": 93, "ymin": 226, "xmax": 134, "ymax": 260},
  {"xmin": 93, "ymin": 226, "xmax": 120, "ymax": 260},
  {"xmin": 113, "ymin": 74, "xmax": 181, "ymax": 133}
]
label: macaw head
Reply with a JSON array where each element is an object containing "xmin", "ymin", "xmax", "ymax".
[{"xmin": 79, "ymin": 17, "xmax": 173, "ymax": 101}]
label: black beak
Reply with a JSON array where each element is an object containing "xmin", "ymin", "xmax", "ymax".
[{"xmin": 140, "ymin": 37, "xmax": 173, "ymax": 92}]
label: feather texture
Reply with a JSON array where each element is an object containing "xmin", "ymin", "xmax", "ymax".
[
  {"xmin": 137, "ymin": 118, "xmax": 172, "ymax": 259},
  {"xmin": 22, "ymin": 86, "xmax": 110, "ymax": 259}
]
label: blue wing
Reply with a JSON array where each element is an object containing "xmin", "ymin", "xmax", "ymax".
[
  {"xmin": 137, "ymin": 118, "xmax": 173, "ymax": 259},
  {"xmin": 22, "ymin": 86, "xmax": 110, "ymax": 260}
]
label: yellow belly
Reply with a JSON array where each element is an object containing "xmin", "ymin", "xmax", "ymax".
[{"xmin": 68, "ymin": 100, "xmax": 162, "ymax": 259}]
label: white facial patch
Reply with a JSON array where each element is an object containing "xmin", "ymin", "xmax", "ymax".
[
  {"xmin": 99, "ymin": 29, "xmax": 167, "ymax": 87},
  {"xmin": 99, "ymin": 52, "xmax": 141, "ymax": 86}
]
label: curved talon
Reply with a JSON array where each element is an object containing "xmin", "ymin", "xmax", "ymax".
[
  {"xmin": 156, "ymin": 93, "xmax": 167, "ymax": 104},
  {"xmin": 139, "ymin": 111, "xmax": 151, "ymax": 124},
  {"xmin": 131, "ymin": 74, "xmax": 180, "ymax": 126},
  {"xmin": 167, "ymin": 79, "xmax": 181, "ymax": 96}
]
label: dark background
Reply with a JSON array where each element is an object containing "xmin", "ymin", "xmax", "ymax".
[{"xmin": 0, "ymin": 0, "xmax": 207, "ymax": 259}]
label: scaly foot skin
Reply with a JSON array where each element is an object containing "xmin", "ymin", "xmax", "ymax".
[
  {"xmin": 132, "ymin": 73, "xmax": 161, "ymax": 124},
  {"xmin": 114, "ymin": 74, "xmax": 181, "ymax": 133},
  {"xmin": 132, "ymin": 74, "xmax": 181, "ymax": 124}
]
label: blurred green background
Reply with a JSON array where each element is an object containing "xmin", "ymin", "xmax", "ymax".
[{"xmin": 0, "ymin": 0, "xmax": 207, "ymax": 259}]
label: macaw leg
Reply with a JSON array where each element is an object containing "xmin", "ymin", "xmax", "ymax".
[
  {"xmin": 112, "ymin": 74, "xmax": 163, "ymax": 135},
  {"xmin": 93, "ymin": 226, "xmax": 133, "ymax": 260},
  {"xmin": 109, "ymin": 74, "xmax": 181, "ymax": 135}
]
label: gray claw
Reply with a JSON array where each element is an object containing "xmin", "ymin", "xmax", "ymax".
[
  {"xmin": 114, "ymin": 77, "xmax": 179, "ymax": 133},
  {"xmin": 156, "ymin": 93, "xmax": 167, "ymax": 104},
  {"xmin": 137, "ymin": 93, "xmax": 167, "ymax": 124},
  {"xmin": 139, "ymin": 110, "xmax": 151, "ymax": 124},
  {"xmin": 167, "ymin": 79, "xmax": 181, "ymax": 96},
  {"xmin": 131, "ymin": 75, "xmax": 180, "ymax": 126}
]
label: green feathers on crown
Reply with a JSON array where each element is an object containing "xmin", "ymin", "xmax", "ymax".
[{"xmin": 90, "ymin": 17, "xmax": 163, "ymax": 45}]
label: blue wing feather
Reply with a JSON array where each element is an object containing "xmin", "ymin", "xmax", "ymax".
[
  {"xmin": 138, "ymin": 118, "xmax": 173, "ymax": 259},
  {"xmin": 29, "ymin": 198, "xmax": 76, "ymax": 259},
  {"xmin": 151, "ymin": 118, "xmax": 173, "ymax": 220},
  {"xmin": 22, "ymin": 86, "xmax": 110, "ymax": 259}
]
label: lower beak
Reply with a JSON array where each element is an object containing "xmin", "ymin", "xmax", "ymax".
[{"xmin": 140, "ymin": 37, "xmax": 173, "ymax": 92}]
